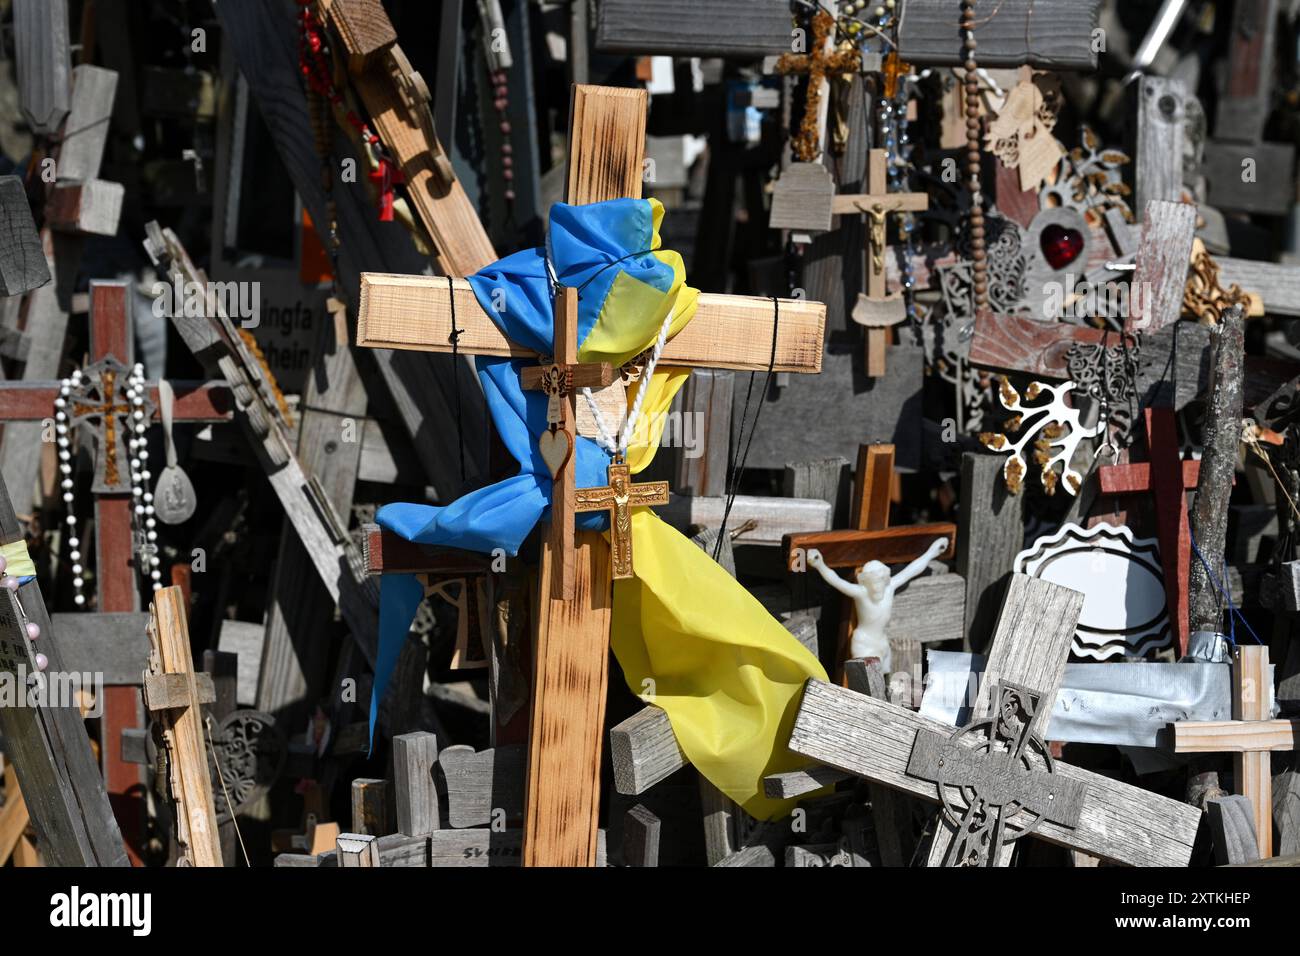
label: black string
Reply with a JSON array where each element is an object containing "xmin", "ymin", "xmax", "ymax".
[
  {"xmin": 714, "ymin": 297, "xmax": 781, "ymax": 562},
  {"xmin": 448, "ymin": 276, "xmax": 466, "ymax": 483}
]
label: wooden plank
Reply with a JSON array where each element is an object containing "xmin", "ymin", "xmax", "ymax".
[
  {"xmin": 567, "ymin": 84, "xmax": 648, "ymax": 210},
  {"xmin": 312, "ymin": 827, "xmax": 610, "ymax": 867},
  {"xmin": 331, "ymin": 0, "xmax": 397, "ymax": 70},
  {"xmin": 844, "ymin": 659, "xmax": 910, "ymax": 867},
  {"xmin": 57, "ymin": 65, "xmax": 118, "ymax": 182},
  {"xmin": 609, "ymin": 705, "xmax": 685, "ymax": 796},
  {"xmin": 673, "ymin": 369, "xmax": 733, "ymax": 498},
  {"xmin": 14, "ymin": 0, "xmax": 72, "ymax": 134},
  {"xmin": 523, "ymin": 531, "xmax": 612, "ymax": 866},
  {"xmin": 1219, "ymin": 258, "xmax": 1300, "ymax": 317},
  {"xmin": 350, "ymin": 778, "xmax": 391, "ymax": 836},
  {"xmin": 790, "ymin": 681, "xmax": 1201, "ymax": 866},
  {"xmin": 957, "ymin": 453, "xmax": 1025, "ymax": 647},
  {"xmin": 0, "ymin": 449, "xmax": 128, "ymax": 867},
  {"xmin": 1173, "ymin": 719, "xmax": 1300, "ymax": 752},
  {"xmin": 46, "ymin": 180, "xmax": 124, "ymax": 236},
  {"xmin": 784, "ymin": 524, "xmax": 956, "ymax": 571},
  {"xmin": 622, "ymin": 804, "xmax": 661, "ymax": 867},
  {"xmin": 596, "ymin": 0, "xmax": 793, "ymax": 59},
  {"xmin": 656, "ymin": 494, "xmax": 832, "ymax": 548},
  {"xmin": 1214, "ymin": 0, "xmax": 1279, "ymax": 144},
  {"xmin": 357, "ymin": 275, "xmax": 826, "ymax": 375},
  {"xmin": 393, "ymin": 731, "xmax": 439, "ymax": 837},
  {"xmin": 344, "ymin": 44, "xmax": 496, "ymax": 276},
  {"xmin": 0, "ymin": 381, "xmax": 232, "ymax": 422},
  {"xmin": 145, "ymin": 586, "xmax": 222, "ymax": 866},
  {"xmin": 1204, "ymin": 141, "xmax": 1296, "ymax": 216},
  {"xmin": 439, "ymin": 744, "xmax": 525, "ymax": 828},
  {"xmin": 1127, "ymin": 200, "xmax": 1199, "ymax": 335},
  {"xmin": 1236, "ymin": 644, "xmax": 1275, "ymax": 858},
  {"xmin": 360, "ymin": 525, "xmax": 491, "ymax": 575},
  {"xmin": 763, "ymin": 765, "xmax": 850, "ymax": 799},
  {"xmin": 888, "ymin": 573, "xmax": 967, "ymax": 648},
  {"xmin": 337, "ymin": 832, "xmax": 380, "ymax": 867},
  {"xmin": 898, "ymin": 0, "xmax": 1102, "ymax": 70},
  {"xmin": 1133, "ymin": 76, "xmax": 1187, "ymax": 211},
  {"xmin": 0, "ymin": 177, "xmax": 50, "ymax": 296}
]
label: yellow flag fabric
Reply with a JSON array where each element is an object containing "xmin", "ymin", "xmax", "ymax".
[
  {"xmin": 0, "ymin": 540, "xmax": 37, "ymax": 580},
  {"xmin": 607, "ymin": 367, "xmax": 829, "ymax": 820}
]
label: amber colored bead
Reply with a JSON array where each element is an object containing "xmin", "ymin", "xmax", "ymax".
[{"xmin": 965, "ymin": 59, "xmax": 978, "ymax": 71}]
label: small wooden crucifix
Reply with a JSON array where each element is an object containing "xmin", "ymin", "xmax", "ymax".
[{"xmin": 830, "ymin": 149, "xmax": 928, "ymax": 376}]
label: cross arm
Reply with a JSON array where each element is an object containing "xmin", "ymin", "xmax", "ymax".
[
  {"xmin": 784, "ymin": 523, "xmax": 956, "ymax": 572},
  {"xmin": 1173, "ymin": 720, "xmax": 1300, "ymax": 754},
  {"xmin": 1098, "ymin": 460, "xmax": 1202, "ymax": 494},
  {"xmin": 0, "ymin": 381, "xmax": 233, "ymax": 422},
  {"xmin": 830, "ymin": 194, "xmax": 929, "ymax": 216},
  {"xmin": 360, "ymin": 524, "xmax": 494, "ymax": 576},
  {"xmin": 790, "ymin": 679, "xmax": 1202, "ymax": 866},
  {"xmin": 357, "ymin": 274, "xmax": 826, "ymax": 374}
]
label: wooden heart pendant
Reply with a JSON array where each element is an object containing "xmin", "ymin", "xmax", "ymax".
[{"xmin": 538, "ymin": 429, "xmax": 572, "ymax": 478}]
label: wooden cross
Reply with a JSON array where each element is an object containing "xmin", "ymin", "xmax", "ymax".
[
  {"xmin": 830, "ymin": 149, "xmax": 928, "ymax": 376},
  {"xmin": 0, "ymin": 282, "xmax": 231, "ymax": 863},
  {"xmin": 783, "ymin": 444, "xmax": 955, "ymax": 682},
  {"xmin": 789, "ymin": 573, "xmax": 1204, "ymax": 866},
  {"xmin": 0, "ymin": 470, "xmax": 127, "ymax": 865},
  {"xmin": 141, "ymin": 586, "xmax": 222, "ymax": 866},
  {"xmin": 356, "ymin": 84, "xmax": 826, "ymax": 866},
  {"xmin": 1174, "ymin": 644, "xmax": 1299, "ymax": 860},
  {"xmin": 1097, "ymin": 408, "xmax": 1192, "ymax": 656},
  {"xmin": 786, "ymin": 444, "xmax": 960, "ymax": 688}
]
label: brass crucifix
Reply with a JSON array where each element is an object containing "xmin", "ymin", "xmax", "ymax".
[{"xmin": 574, "ymin": 461, "xmax": 668, "ymax": 579}]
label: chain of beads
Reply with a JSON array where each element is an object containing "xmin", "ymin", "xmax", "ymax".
[
  {"xmin": 839, "ymin": 0, "xmax": 897, "ymax": 34},
  {"xmin": 53, "ymin": 371, "xmax": 86, "ymax": 606},
  {"xmin": 490, "ymin": 68, "xmax": 516, "ymax": 206},
  {"xmin": 0, "ymin": 555, "xmax": 44, "ymax": 671},
  {"xmin": 962, "ymin": 0, "xmax": 988, "ymax": 309},
  {"xmin": 126, "ymin": 364, "xmax": 163, "ymax": 591}
]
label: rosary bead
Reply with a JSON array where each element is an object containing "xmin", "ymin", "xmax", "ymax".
[{"xmin": 26, "ymin": 622, "xmax": 39, "ymax": 640}]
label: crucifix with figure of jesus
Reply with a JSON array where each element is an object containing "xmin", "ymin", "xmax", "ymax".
[{"xmin": 356, "ymin": 84, "xmax": 826, "ymax": 866}]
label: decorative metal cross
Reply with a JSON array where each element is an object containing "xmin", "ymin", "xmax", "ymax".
[{"xmin": 830, "ymin": 149, "xmax": 928, "ymax": 376}]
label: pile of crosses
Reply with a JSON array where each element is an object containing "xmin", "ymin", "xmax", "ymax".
[{"xmin": 2, "ymin": 0, "xmax": 1300, "ymax": 871}]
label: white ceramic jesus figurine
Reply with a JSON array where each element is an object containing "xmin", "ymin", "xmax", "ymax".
[{"xmin": 805, "ymin": 536, "xmax": 950, "ymax": 672}]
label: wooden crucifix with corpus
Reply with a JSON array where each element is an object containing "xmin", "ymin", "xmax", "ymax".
[
  {"xmin": 356, "ymin": 85, "xmax": 827, "ymax": 867},
  {"xmin": 831, "ymin": 149, "xmax": 928, "ymax": 377}
]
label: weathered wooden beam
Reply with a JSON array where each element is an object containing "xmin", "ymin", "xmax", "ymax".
[
  {"xmin": 596, "ymin": 0, "xmax": 793, "ymax": 59},
  {"xmin": 783, "ymin": 524, "xmax": 955, "ymax": 571},
  {"xmin": 392, "ymin": 731, "xmax": 440, "ymax": 837},
  {"xmin": 898, "ymin": 0, "xmax": 1102, "ymax": 70},
  {"xmin": 622, "ymin": 804, "xmax": 661, "ymax": 867},
  {"xmin": 0, "ymin": 381, "xmax": 232, "ymax": 422},
  {"xmin": 0, "ymin": 475, "xmax": 128, "ymax": 866},
  {"xmin": 609, "ymin": 705, "xmax": 685, "ymax": 796},
  {"xmin": 46, "ymin": 181, "xmax": 124, "ymax": 237},
  {"xmin": 1189, "ymin": 308, "xmax": 1245, "ymax": 632},
  {"xmin": 360, "ymin": 524, "xmax": 492, "ymax": 576},
  {"xmin": 0, "ymin": 177, "xmax": 50, "ymax": 297},
  {"xmin": 13, "ymin": 0, "xmax": 71, "ymax": 135},
  {"xmin": 656, "ymin": 494, "xmax": 832, "ymax": 548},
  {"xmin": 439, "ymin": 744, "xmax": 525, "ymax": 828},
  {"xmin": 357, "ymin": 275, "xmax": 826, "ymax": 375},
  {"xmin": 57, "ymin": 65, "xmax": 118, "ymax": 182},
  {"xmin": 1133, "ymin": 76, "xmax": 1188, "ymax": 211},
  {"xmin": 144, "ymin": 587, "xmax": 222, "ymax": 866},
  {"xmin": 1127, "ymin": 199, "xmax": 1199, "ymax": 335},
  {"xmin": 1204, "ymin": 141, "xmax": 1296, "ymax": 216}
]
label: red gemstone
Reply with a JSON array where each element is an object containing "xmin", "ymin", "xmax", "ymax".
[{"xmin": 1040, "ymin": 223, "xmax": 1084, "ymax": 270}]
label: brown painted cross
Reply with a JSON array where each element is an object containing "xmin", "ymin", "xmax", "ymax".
[
  {"xmin": 1097, "ymin": 407, "xmax": 1193, "ymax": 656},
  {"xmin": 0, "ymin": 281, "xmax": 231, "ymax": 862},
  {"xmin": 831, "ymin": 149, "xmax": 928, "ymax": 376}
]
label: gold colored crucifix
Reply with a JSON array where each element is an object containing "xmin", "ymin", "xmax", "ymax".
[
  {"xmin": 575, "ymin": 462, "xmax": 669, "ymax": 579},
  {"xmin": 831, "ymin": 149, "xmax": 928, "ymax": 377}
]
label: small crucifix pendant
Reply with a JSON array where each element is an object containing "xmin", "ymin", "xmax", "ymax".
[{"xmin": 574, "ymin": 460, "xmax": 669, "ymax": 579}]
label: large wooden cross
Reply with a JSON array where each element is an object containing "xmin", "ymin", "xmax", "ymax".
[
  {"xmin": 356, "ymin": 85, "xmax": 826, "ymax": 866},
  {"xmin": 1174, "ymin": 644, "xmax": 1300, "ymax": 860},
  {"xmin": 0, "ymin": 282, "xmax": 231, "ymax": 862},
  {"xmin": 788, "ymin": 573, "xmax": 1203, "ymax": 866},
  {"xmin": 831, "ymin": 150, "xmax": 928, "ymax": 377}
]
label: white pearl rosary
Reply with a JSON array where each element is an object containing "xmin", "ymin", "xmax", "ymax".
[{"xmin": 53, "ymin": 362, "xmax": 163, "ymax": 609}]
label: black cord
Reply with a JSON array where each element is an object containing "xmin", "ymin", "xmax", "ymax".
[
  {"xmin": 448, "ymin": 276, "xmax": 466, "ymax": 483},
  {"xmin": 714, "ymin": 297, "xmax": 781, "ymax": 562}
]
